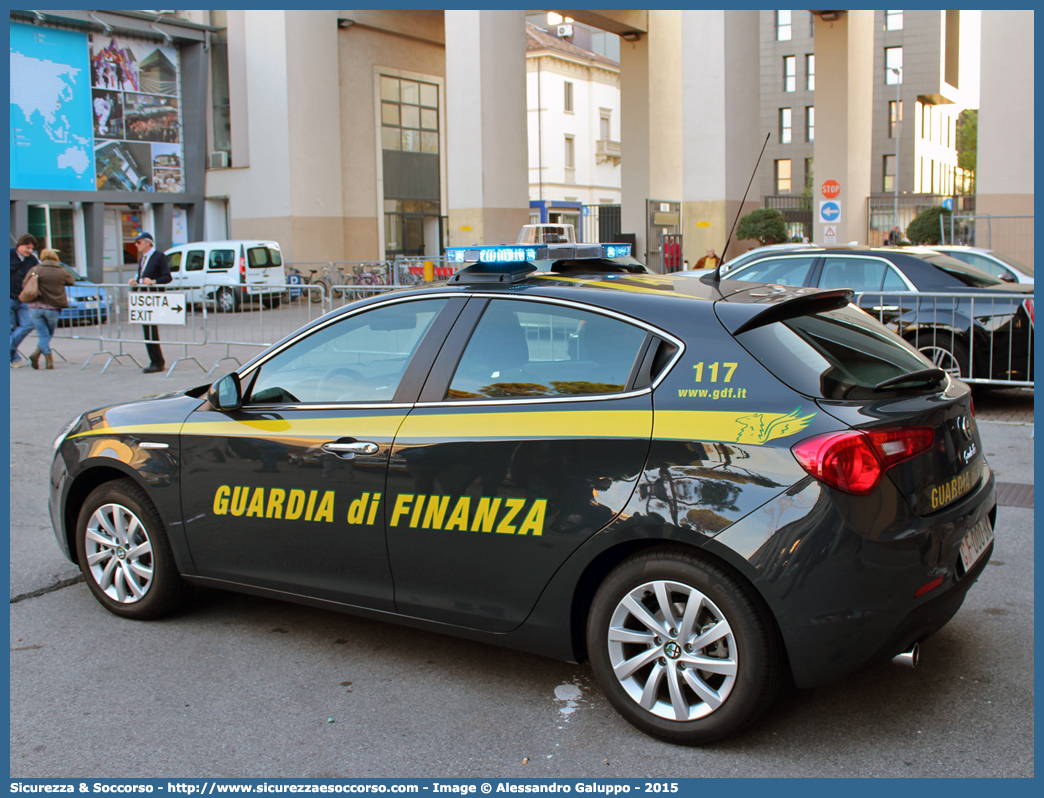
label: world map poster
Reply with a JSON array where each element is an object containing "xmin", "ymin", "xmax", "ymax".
[{"xmin": 10, "ymin": 22, "xmax": 184, "ymax": 194}]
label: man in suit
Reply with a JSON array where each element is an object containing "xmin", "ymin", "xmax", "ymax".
[{"xmin": 129, "ymin": 231, "xmax": 172, "ymax": 373}]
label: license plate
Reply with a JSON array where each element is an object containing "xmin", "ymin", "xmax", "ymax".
[
  {"xmin": 77, "ymin": 301, "xmax": 100, "ymax": 310},
  {"xmin": 959, "ymin": 516, "xmax": 994, "ymax": 571}
]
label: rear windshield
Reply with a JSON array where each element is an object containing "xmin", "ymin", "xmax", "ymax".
[
  {"xmin": 248, "ymin": 246, "xmax": 282, "ymax": 268},
  {"xmin": 990, "ymin": 251, "xmax": 1033, "ymax": 277},
  {"xmin": 918, "ymin": 252, "xmax": 1003, "ymax": 287},
  {"xmin": 737, "ymin": 304, "xmax": 937, "ymax": 400}
]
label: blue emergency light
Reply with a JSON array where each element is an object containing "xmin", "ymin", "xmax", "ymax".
[{"xmin": 445, "ymin": 242, "xmax": 631, "ymax": 264}]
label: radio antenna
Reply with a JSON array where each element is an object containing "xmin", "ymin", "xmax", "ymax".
[{"xmin": 713, "ymin": 132, "xmax": 771, "ymax": 282}]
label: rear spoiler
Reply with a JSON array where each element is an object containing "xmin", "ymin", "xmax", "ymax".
[{"xmin": 715, "ymin": 288, "xmax": 854, "ymax": 335}]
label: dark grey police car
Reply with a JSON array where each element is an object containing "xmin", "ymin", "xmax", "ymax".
[{"xmin": 49, "ymin": 228, "xmax": 995, "ymax": 744}]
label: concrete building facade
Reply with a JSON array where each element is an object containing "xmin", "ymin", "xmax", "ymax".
[
  {"xmin": 525, "ymin": 22, "xmax": 623, "ymax": 234},
  {"xmin": 758, "ymin": 9, "xmax": 975, "ymax": 244},
  {"xmin": 11, "ymin": 9, "xmax": 1028, "ymax": 276}
]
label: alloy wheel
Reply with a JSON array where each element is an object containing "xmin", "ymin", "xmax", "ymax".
[
  {"xmin": 83, "ymin": 502, "xmax": 154, "ymax": 604},
  {"xmin": 607, "ymin": 579, "xmax": 738, "ymax": 721}
]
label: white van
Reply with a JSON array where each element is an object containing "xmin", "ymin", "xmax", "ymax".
[{"xmin": 164, "ymin": 240, "xmax": 285, "ymax": 312}]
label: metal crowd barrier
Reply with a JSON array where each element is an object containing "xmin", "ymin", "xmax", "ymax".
[
  {"xmin": 393, "ymin": 256, "xmax": 458, "ymax": 286},
  {"xmin": 853, "ymin": 290, "xmax": 1034, "ymax": 388},
  {"xmin": 202, "ymin": 282, "xmax": 329, "ymax": 372},
  {"xmin": 330, "ymin": 284, "xmax": 400, "ymax": 310},
  {"xmin": 50, "ymin": 282, "xmax": 210, "ymax": 376},
  {"xmin": 283, "ymin": 262, "xmax": 334, "ymax": 304}
]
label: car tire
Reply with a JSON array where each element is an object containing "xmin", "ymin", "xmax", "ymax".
[
  {"xmin": 216, "ymin": 287, "xmax": 240, "ymax": 313},
  {"xmin": 587, "ymin": 548, "xmax": 782, "ymax": 745},
  {"xmin": 912, "ymin": 333, "xmax": 970, "ymax": 380},
  {"xmin": 75, "ymin": 479, "xmax": 188, "ymax": 620},
  {"xmin": 262, "ymin": 295, "xmax": 281, "ymax": 309}
]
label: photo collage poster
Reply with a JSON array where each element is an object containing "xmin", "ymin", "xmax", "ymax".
[
  {"xmin": 9, "ymin": 23, "xmax": 185, "ymax": 194},
  {"xmin": 90, "ymin": 32, "xmax": 185, "ymax": 193}
]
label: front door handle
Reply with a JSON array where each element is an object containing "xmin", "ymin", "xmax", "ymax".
[
  {"xmin": 872, "ymin": 305, "xmax": 900, "ymax": 312},
  {"xmin": 321, "ymin": 441, "xmax": 379, "ymax": 459}
]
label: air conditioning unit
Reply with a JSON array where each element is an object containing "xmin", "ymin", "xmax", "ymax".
[
  {"xmin": 209, "ymin": 151, "xmax": 229, "ymax": 169},
  {"xmin": 557, "ymin": 24, "xmax": 573, "ymax": 37}
]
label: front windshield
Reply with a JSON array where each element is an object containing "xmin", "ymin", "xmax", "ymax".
[{"xmin": 59, "ymin": 263, "xmax": 87, "ymax": 283}]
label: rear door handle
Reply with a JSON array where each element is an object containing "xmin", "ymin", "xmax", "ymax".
[
  {"xmin": 872, "ymin": 305, "xmax": 899, "ymax": 312},
  {"xmin": 321, "ymin": 441, "xmax": 379, "ymax": 459}
]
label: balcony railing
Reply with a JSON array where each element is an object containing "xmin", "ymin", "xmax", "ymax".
[{"xmin": 596, "ymin": 139, "xmax": 621, "ymax": 165}]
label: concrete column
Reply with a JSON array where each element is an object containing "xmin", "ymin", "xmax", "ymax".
[
  {"xmin": 82, "ymin": 203, "xmax": 105, "ymax": 284},
  {"xmin": 445, "ymin": 9, "xmax": 529, "ymax": 246},
  {"xmin": 681, "ymin": 10, "xmax": 761, "ymax": 262},
  {"xmin": 10, "ymin": 201, "xmax": 30, "ymax": 242},
  {"xmin": 151, "ymin": 204, "xmax": 173, "ymax": 251},
  {"xmin": 811, "ymin": 11, "xmax": 875, "ymax": 245},
  {"xmin": 619, "ymin": 10, "xmax": 683, "ymax": 263},
  {"xmin": 977, "ymin": 11, "xmax": 1034, "ymax": 217}
]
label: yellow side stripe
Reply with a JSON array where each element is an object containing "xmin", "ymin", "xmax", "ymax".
[
  {"xmin": 398, "ymin": 410, "xmax": 653, "ymax": 440},
  {"xmin": 67, "ymin": 408, "xmax": 815, "ymax": 446}
]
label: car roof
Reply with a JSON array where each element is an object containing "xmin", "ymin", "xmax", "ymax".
[{"xmin": 167, "ymin": 240, "xmax": 281, "ymax": 249}]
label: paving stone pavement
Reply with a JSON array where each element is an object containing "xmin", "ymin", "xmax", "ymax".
[{"xmin": 973, "ymin": 387, "xmax": 1034, "ymax": 425}]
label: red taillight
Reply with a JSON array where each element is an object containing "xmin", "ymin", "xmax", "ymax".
[
  {"xmin": 791, "ymin": 427, "xmax": 935, "ymax": 495},
  {"xmin": 239, "ymin": 255, "xmax": 246, "ymax": 283},
  {"xmin": 1023, "ymin": 298, "xmax": 1034, "ymax": 325}
]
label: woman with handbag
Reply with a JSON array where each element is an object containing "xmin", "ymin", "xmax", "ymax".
[{"xmin": 21, "ymin": 249, "xmax": 74, "ymax": 370}]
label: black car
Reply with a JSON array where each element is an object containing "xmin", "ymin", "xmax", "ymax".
[
  {"xmin": 49, "ymin": 231, "xmax": 995, "ymax": 745},
  {"xmin": 723, "ymin": 245, "xmax": 1034, "ymax": 385}
]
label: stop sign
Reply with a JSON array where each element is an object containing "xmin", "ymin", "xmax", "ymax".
[{"xmin": 822, "ymin": 180, "xmax": 841, "ymax": 199}]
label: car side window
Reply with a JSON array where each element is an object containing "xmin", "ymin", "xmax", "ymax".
[
  {"xmin": 882, "ymin": 267, "xmax": 907, "ymax": 291},
  {"xmin": 960, "ymin": 253, "xmax": 1008, "ymax": 280},
  {"xmin": 168, "ymin": 252, "xmax": 181, "ymax": 272},
  {"xmin": 446, "ymin": 299, "xmax": 647, "ymax": 400},
  {"xmin": 818, "ymin": 257, "xmax": 887, "ymax": 292},
  {"xmin": 729, "ymin": 256, "xmax": 815, "ymax": 286},
  {"xmin": 209, "ymin": 249, "xmax": 235, "ymax": 271},
  {"xmin": 244, "ymin": 298, "xmax": 447, "ymax": 405},
  {"xmin": 185, "ymin": 251, "xmax": 205, "ymax": 272}
]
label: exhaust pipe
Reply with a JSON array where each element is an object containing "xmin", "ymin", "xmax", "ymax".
[{"xmin": 892, "ymin": 642, "xmax": 920, "ymax": 668}]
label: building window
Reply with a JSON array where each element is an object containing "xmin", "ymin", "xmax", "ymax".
[
  {"xmin": 805, "ymin": 106, "xmax": 814, "ymax": 142},
  {"xmin": 805, "ymin": 158, "xmax": 814, "ymax": 193},
  {"xmin": 886, "ymin": 10, "xmax": 904, "ymax": 31},
  {"xmin": 779, "ymin": 108, "xmax": 792, "ymax": 144},
  {"xmin": 775, "ymin": 159, "xmax": 792, "ymax": 193},
  {"xmin": 885, "ymin": 47, "xmax": 903, "ymax": 84},
  {"xmin": 776, "ymin": 10, "xmax": 792, "ymax": 41},
  {"xmin": 210, "ymin": 40, "xmax": 231, "ymax": 157},
  {"xmin": 889, "ymin": 100, "xmax": 903, "ymax": 138},
  {"xmin": 922, "ymin": 102, "xmax": 931, "ymax": 141},
  {"xmin": 381, "ymin": 75, "xmax": 439, "ymax": 154},
  {"xmin": 784, "ymin": 56, "xmax": 796, "ymax": 92},
  {"xmin": 564, "ymin": 135, "xmax": 575, "ymax": 169},
  {"xmin": 805, "ymin": 54, "xmax": 815, "ymax": 91},
  {"xmin": 809, "ymin": 12, "xmax": 815, "ymax": 37},
  {"xmin": 600, "ymin": 110, "xmax": 611, "ymax": 141},
  {"xmin": 884, "ymin": 155, "xmax": 896, "ymax": 192},
  {"xmin": 564, "ymin": 81, "xmax": 573, "ymax": 112}
]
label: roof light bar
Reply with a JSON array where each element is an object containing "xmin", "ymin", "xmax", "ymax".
[{"xmin": 445, "ymin": 242, "xmax": 631, "ymax": 265}]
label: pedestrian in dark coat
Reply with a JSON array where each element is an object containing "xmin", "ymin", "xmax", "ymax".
[{"xmin": 128, "ymin": 231, "xmax": 172, "ymax": 373}]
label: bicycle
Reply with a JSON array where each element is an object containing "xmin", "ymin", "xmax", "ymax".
[{"xmin": 283, "ymin": 264, "xmax": 328, "ymax": 304}]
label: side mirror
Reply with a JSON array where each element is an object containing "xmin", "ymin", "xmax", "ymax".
[
  {"xmin": 1001, "ymin": 273, "xmax": 1017, "ymax": 283},
  {"xmin": 207, "ymin": 372, "xmax": 242, "ymax": 411}
]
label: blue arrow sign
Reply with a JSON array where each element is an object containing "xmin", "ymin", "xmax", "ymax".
[{"xmin": 820, "ymin": 201, "xmax": 841, "ymax": 222}]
